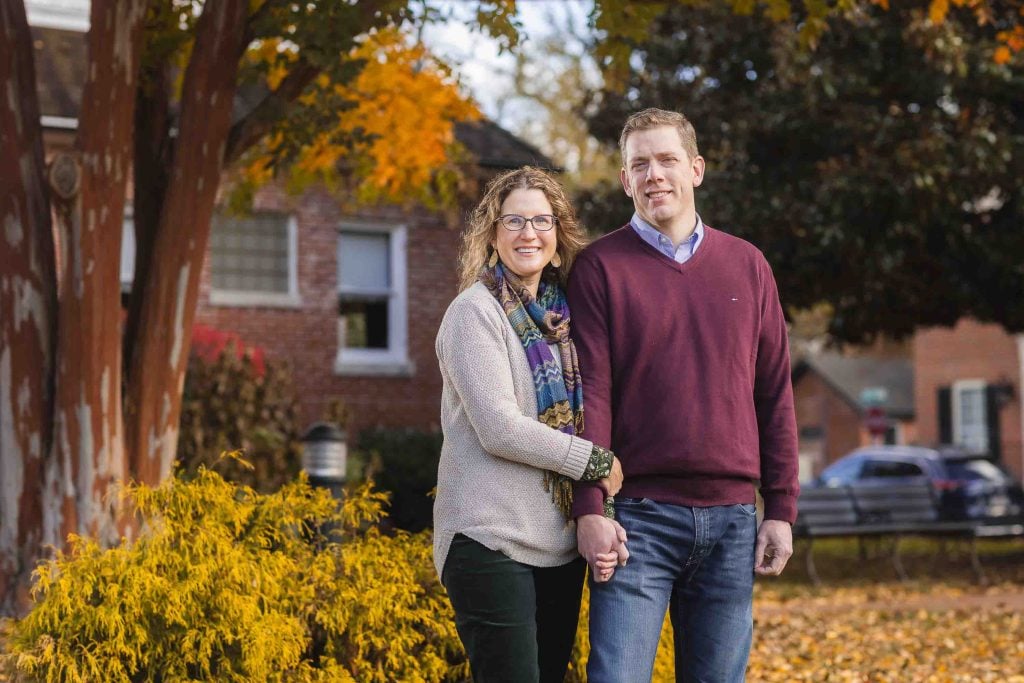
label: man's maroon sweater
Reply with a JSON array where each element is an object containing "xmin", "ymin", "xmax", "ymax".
[{"xmin": 567, "ymin": 225, "xmax": 799, "ymax": 522}]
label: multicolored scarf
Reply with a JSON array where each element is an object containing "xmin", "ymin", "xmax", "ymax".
[{"xmin": 481, "ymin": 262, "xmax": 584, "ymax": 517}]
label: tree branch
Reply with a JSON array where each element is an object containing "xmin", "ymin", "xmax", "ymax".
[{"xmin": 224, "ymin": 59, "xmax": 321, "ymax": 165}]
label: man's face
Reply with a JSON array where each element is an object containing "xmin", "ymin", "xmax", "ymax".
[{"xmin": 620, "ymin": 126, "xmax": 705, "ymax": 235}]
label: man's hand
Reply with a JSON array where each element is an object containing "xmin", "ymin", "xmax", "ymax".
[
  {"xmin": 577, "ymin": 514, "xmax": 629, "ymax": 582},
  {"xmin": 600, "ymin": 456, "xmax": 624, "ymax": 497},
  {"xmin": 754, "ymin": 519, "xmax": 793, "ymax": 576}
]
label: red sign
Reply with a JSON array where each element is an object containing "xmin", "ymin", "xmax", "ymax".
[{"xmin": 864, "ymin": 406, "xmax": 888, "ymax": 436}]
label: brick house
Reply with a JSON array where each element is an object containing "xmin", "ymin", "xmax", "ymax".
[
  {"xmin": 29, "ymin": 2, "xmax": 554, "ymax": 436},
  {"xmin": 792, "ymin": 352, "xmax": 916, "ymax": 482},
  {"xmin": 913, "ymin": 320, "xmax": 1023, "ymax": 483}
]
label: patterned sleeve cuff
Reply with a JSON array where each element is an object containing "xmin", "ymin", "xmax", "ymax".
[
  {"xmin": 603, "ymin": 497, "xmax": 615, "ymax": 519},
  {"xmin": 581, "ymin": 444, "xmax": 614, "ymax": 481}
]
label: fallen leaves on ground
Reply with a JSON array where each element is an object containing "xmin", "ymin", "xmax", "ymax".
[
  {"xmin": 745, "ymin": 539, "xmax": 1024, "ymax": 682},
  {"xmin": 749, "ymin": 603, "xmax": 1024, "ymax": 681}
]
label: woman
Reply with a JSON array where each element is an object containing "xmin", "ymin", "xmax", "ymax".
[{"xmin": 434, "ymin": 167, "xmax": 622, "ymax": 682}]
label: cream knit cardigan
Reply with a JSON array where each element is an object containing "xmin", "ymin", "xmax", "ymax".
[{"xmin": 433, "ymin": 282, "xmax": 595, "ymax": 578}]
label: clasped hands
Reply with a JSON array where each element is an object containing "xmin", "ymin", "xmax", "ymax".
[{"xmin": 578, "ymin": 455, "xmax": 628, "ymax": 582}]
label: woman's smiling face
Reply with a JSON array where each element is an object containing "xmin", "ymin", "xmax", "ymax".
[{"xmin": 492, "ymin": 188, "xmax": 558, "ymax": 295}]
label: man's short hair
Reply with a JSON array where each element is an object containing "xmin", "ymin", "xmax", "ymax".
[{"xmin": 619, "ymin": 108, "xmax": 699, "ymax": 163}]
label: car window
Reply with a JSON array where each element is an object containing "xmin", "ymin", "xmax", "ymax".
[
  {"xmin": 861, "ymin": 460, "xmax": 925, "ymax": 478},
  {"xmin": 819, "ymin": 456, "xmax": 863, "ymax": 485},
  {"xmin": 946, "ymin": 460, "xmax": 1010, "ymax": 484}
]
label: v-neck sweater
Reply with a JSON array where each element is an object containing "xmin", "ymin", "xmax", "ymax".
[{"xmin": 566, "ymin": 225, "xmax": 800, "ymax": 522}]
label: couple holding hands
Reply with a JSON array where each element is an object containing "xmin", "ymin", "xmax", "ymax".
[{"xmin": 433, "ymin": 108, "xmax": 799, "ymax": 682}]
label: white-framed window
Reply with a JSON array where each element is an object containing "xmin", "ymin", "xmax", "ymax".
[
  {"xmin": 953, "ymin": 379, "xmax": 989, "ymax": 454},
  {"xmin": 208, "ymin": 212, "xmax": 300, "ymax": 308},
  {"xmin": 335, "ymin": 221, "xmax": 411, "ymax": 376}
]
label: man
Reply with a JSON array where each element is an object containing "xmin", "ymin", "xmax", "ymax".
[{"xmin": 567, "ymin": 108, "xmax": 799, "ymax": 682}]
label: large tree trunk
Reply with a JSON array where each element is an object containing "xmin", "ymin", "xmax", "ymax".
[
  {"xmin": 0, "ymin": 0, "xmax": 58, "ymax": 615},
  {"xmin": 45, "ymin": 0, "xmax": 147, "ymax": 554},
  {"xmin": 124, "ymin": 0, "xmax": 249, "ymax": 484}
]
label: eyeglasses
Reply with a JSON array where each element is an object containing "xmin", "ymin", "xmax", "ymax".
[{"xmin": 496, "ymin": 214, "xmax": 557, "ymax": 232}]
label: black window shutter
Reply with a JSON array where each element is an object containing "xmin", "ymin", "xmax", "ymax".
[
  {"xmin": 985, "ymin": 386, "xmax": 1002, "ymax": 461},
  {"xmin": 937, "ymin": 386, "xmax": 952, "ymax": 444}
]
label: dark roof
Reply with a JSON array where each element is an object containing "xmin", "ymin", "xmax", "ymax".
[
  {"xmin": 793, "ymin": 351, "xmax": 915, "ymax": 418},
  {"xmin": 454, "ymin": 119, "xmax": 556, "ymax": 171},
  {"xmin": 30, "ymin": 26, "xmax": 554, "ymax": 170}
]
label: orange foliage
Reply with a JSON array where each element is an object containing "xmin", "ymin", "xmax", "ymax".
[
  {"xmin": 929, "ymin": 0, "xmax": 950, "ymax": 24},
  {"xmin": 233, "ymin": 27, "xmax": 479, "ymax": 210},
  {"xmin": 928, "ymin": 0, "xmax": 1024, "ymax": 59},
  {"xmin": 330, "ymin": 28, "xmax": 480, "ymax": 205}
]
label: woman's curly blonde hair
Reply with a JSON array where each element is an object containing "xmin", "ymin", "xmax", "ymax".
[{"xmin": 458, "ymin": 166, "xmax": 588, "ymax": 292}]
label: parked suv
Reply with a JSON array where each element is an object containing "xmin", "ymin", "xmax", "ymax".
[{"xmin": 813, "ymin": 445, "xmax": 1024, "ymax": 522}]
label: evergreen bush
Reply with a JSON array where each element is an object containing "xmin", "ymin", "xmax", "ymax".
[
  {"xmin": 356, "ymin": 429, "xmax": 442, "ymax": 532},
  {"xmin": 1, "ymin": 459, "xmax": 467, "ymax": 682}
]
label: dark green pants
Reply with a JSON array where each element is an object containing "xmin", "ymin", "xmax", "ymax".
[{"xmin": 442, "ymin": 534, "xmax": 586, "ymax": 683}]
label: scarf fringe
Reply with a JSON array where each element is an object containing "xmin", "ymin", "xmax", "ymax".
[{"xmin": 544, "ymin": 471, "xmax": 575, "ymax": 519}]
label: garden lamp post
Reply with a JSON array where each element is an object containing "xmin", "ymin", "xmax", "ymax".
[{"xmin": 301, "ymin": 422, "xmax": 347, "ymax": 500}]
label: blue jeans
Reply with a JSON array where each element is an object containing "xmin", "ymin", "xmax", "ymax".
[{"xmin": 587, "ymin": 498, "xmax": 757, "ymax": 682}]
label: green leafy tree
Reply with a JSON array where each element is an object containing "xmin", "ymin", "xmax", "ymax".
[{"xmin": 582, "ymin": 1, "xmax": 1024, "ymax": 343}]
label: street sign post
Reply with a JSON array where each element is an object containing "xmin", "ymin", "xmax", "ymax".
[{"xmin": 864, "ymin": 406, "xmax": 888, "ymax": 438}]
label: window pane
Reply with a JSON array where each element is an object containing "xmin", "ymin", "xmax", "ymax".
[
  {"xmin": 957, "ymin": 387, "xmax": 988, "ymax": 453},
  {"xmin": 946, "ymin": 460, "xmax": 1009, "ymax": 483},
  {"xmin": 819, "ymin": 456, "xmax": 863, "ymax": 485},
  {"xmin": 339, "ymin": 297, "xmax": 389, "ymax": 349},
  {"xmin": 210, "ymin": 212, "xmax": 290, "ymax": 293},
  {"xmin": 338, "ymin": 232, "xmax": 390, "ymax": 291},
  {"xmin": 862, "ymin": 460, "xmax": 923, "ymax": 478}
]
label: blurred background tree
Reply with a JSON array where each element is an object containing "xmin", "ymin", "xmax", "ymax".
[{"xmin": 576, "ymin": 0, "xmax": 1024, "ymax": 344}]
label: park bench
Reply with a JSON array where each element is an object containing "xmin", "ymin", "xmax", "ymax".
[{"xmin": 793, "ymin": 483, "xmax": 1024, "ymax": 585}]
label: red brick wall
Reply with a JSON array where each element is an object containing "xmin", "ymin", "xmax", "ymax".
[
  {"xmin": 793, "ymin": 372, "xmax": 864, "ymax": 476},
  {"xmin": 914, "ymin": 319, "xmax": 1023, "ymax": 482},
  {"xmin": 194, "ymin": 183, "xmax": 465, "ymax": 437}
]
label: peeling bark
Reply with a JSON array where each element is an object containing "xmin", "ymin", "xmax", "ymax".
[
  {"xmin": 0, "ymin": 0, "xmax": 57, "ymax": 616},
  {"xmin": 48, "ymin": 0, "xmax": 147, "ymax": 553},
  {"xmin": 125, "ymin": 0, "xmax": 249, "ymax": 484}
]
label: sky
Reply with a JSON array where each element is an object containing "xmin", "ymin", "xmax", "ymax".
[{"xmin": 420, "ymin": 1, "xmax": 592, "ymax": 133}]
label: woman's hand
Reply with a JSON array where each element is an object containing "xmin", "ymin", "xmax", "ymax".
[
  {"xmin": 599, "ymin": 456, "xmax": 623, "ymax": 497},
  {"xmin": 579, "ymin": 515, "xmax": 629, "ymax": 582}
]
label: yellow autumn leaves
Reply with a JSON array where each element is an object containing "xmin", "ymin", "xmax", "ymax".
[
  {"xmin": 236, "ymin": 27, "xmax": 478, "ymax": 213},
  {"xmin": 750, "ymin": 604, "xmax": 1024, "ymax": 681},
  {"xmin": 2, "ymin": 479, "xmax": 1023, "ymax": 682},
  {"xmin": 0, "ymin": 467, "xmax": 466, "ymax": 682}
]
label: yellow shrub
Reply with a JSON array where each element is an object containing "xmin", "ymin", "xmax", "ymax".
[{"xmin": 1, "ymin": 466, "xmax": 468, "ymax": 682}]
